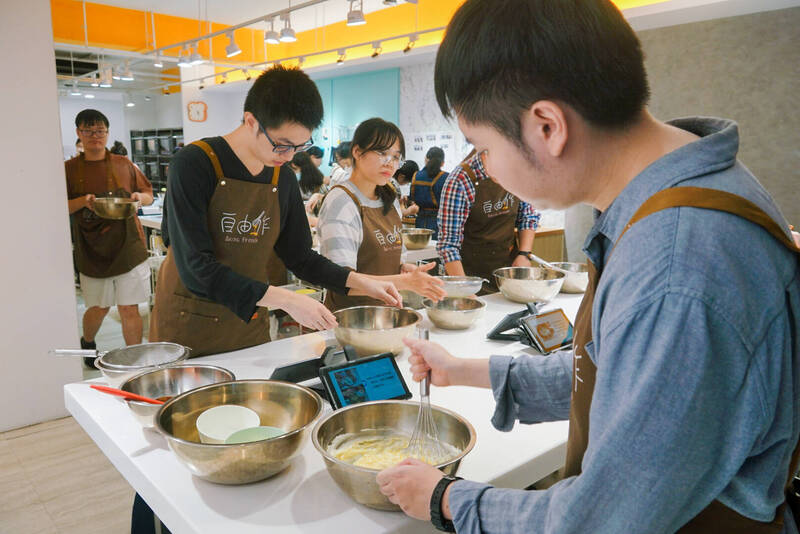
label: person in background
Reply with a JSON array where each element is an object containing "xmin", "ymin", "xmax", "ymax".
[
  {"xmin": 75, "ymin": 138, "xmax": 83, "ymax": 155},
  {"xmin": 317, "ymin": 118, "xmax": 446, "ymax": 311},
  {"xmin": 109, "ymin": 140, "xmax": 128, "ymax": 156},
  {"xmin": 307, "ymin": 145, "xmax": 324, "ymax": 168},
  {"xmin": 328, "ymin": 141, "xmax": 353, "ymax": 186},
  {"xmin": 436, "ymin": 147, "xmax": 540, "ymax": 293},
  {"xmin": 410, "ymin": 147, "xmax": 448, "ymax": 239},
  {"xmin": 377, "ymin": 1, "xmax": 800, "ymax": 533},
  {"xmin": 293, "ymin": 151, "xmax": 327, "ymax": 201},
  {"xmin": 64, "ymin": 109, "xmax": 154, "ymax": 368},
  {"xmin": 393, "ymin": 159, "xmax": 418, "ymax": 201}
]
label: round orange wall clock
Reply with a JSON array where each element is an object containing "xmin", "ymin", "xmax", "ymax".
[{"xmin": 187, "ymin": 101, "xmax": 208, "ymax": 122}]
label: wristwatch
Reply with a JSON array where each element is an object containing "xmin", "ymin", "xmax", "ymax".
[
  {"xmin": 430, "ymin": 475, "xmax": 462, "ymax": 532},
  {"xmin": 517, "ymin": 250, "xmax": 532, "ymax": 258}
]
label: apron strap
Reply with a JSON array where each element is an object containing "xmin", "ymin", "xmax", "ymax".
[
  {"xmin": 271, "ymin": 166, "xmax": 279, "ymax": 187},
  {"xmin": 430, "ymin": 171, "xmax": 445, "ymax": 207},
  {"xmin": 615, "ymin": 186, "xmax": 799, "ymax": 253},
  {"xmin": 76, "ymin": 150, "xmax": 121, "ymax": 195},
  {"xmin": 191, "ymin": 140, "xmax": 224, "ymax": 182},
  {"xmin": 330, "ymin": 184, "xmax": 363, "ymax": 214},
  {"xmin": 460, "ymin": 162, "xmax": 480, "ymax": 187},
  {"xmin": 410, "ymin": 171, "xmax": 418, "ymax": 201}
]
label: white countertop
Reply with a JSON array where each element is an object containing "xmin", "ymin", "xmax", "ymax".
[{"xmin": 64, "ymin": 292, "xmax": 581, "ymax": 534}]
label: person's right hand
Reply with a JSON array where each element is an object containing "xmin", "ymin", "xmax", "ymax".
[
  {"xmin": 84, "ymin": 194, "xmax": 96, "ymax": 211},
  {"xmin": 403, "ymin": 337, "xmax": 458, "ymax": 387},
  {"xmin": 260, "ymin": 286, "xmax": 337, "ymax": 331},
  {"xmin": 404, "ymin": 262, "xmax": 446, "ymax": 302},
  {"xmin": 406, "ymin": 203, "xmax": 419, "ymax": 216}
]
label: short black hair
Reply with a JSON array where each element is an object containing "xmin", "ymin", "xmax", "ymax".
[
  {"xmin": 424, "ymin": 146, "xmax": 445, "ymax": 176},
  {"xmin": 334, "ymin": 142, "xmax": 352, "ymax": 161},
  {"xmin": 352, "ymin": 118, "xmax": 405, "ymax": 214},
  {"xmin": 244, "ymin": 65, "xmax": 323, "ymax": 131},
  {"xmin": 75, "ymin": 109, "xmax": 109, "ymax": 128},
  {"xmin": 434, "ymin": 0, "xmax": 650, "ymax": 143},
  {"xmin": 307, "ymin": 146, "xmax": 324, "ymax": 159},
  {"xmin": 394, "ymin": 160, "xmax": 419, "ymax": 183}
]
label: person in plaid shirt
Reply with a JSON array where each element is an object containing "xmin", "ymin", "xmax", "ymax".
[{"xmin": 436, "ymin": 150, "xmax": 541, "ymax": 291}]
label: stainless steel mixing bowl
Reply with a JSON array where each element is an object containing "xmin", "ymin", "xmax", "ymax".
[
  {"xmin": 423, "ymin": 297, "xmax": 486, "ymax": 330},
  {"xmin": 333, "ymin": 306, "xmax": 422, "ymax": 357},
  {"xmin": 400, "ymin": 228, "xmax": 433, "ymax": 250},
  {"xmin": 93, "ymin": 197, "xmax": 138, "ymax": 219},
  {"xmin": 549, "ymin": 262, "xmax": 589, "ymax": 293},
  {"xmin": 493, "ymin": 267, "xmax": 565, "ymax": 303},
  {"xmin": 399, "ymin": 289, "xmax": 425, "ymax": 310},
  {"xmin": 156, "ymin": 380, "xmax": 323, "ymax": 485},
  {"xmin": 312, "ymin": 400, "xmax": 476, "ymax": 510},
  {"xmin": 436, "ymin": 276, "xmax": 487, "ymax": 297},
  {"xmin": 92, "ymin": 342, "xmax": 191, "ymax": 388},
  {"xmin": 121, "ymin": 365, "xmax": 235, "ymax": 428}
]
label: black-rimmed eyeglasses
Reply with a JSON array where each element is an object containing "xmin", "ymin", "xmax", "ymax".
[{"xmin": 257, "ymin": 122, "xmax": 313, "ymax": 155}]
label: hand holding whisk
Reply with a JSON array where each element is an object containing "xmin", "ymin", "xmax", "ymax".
[{"xmin": 405, "ymin": 327, "xmax": 449, "ymax": 463}]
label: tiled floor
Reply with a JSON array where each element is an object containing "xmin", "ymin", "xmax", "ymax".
[{"xmin": 0, "ymin": 417, "xmax": 135, "ymax": 533}]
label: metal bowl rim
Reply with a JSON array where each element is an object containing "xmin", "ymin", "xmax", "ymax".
[
  {"xmin": 422, "ymin": 297, "xmax": 486, "ymax": 311},
  {"xmin": 436, "ymin": 276, "xmax": 487, "ymax": 284},
  {"xmin": 333, "ymin": 306, "xmax": 423, "ymax": 331},
  {"xmin": 98, "ymin": 342, "xmax": 191, "ymax": 370},
  {"xmin": 311, "ymin": 399, "xmax": 477, "ymax": 473},
  {"xmin": 400, "ymin": 228, "xmax": 433, "ymax": 235},
  {"xmin": 121, "ymin": 364, "xmax": 236, "ymax": 408},
  {"xmin": 492, "ymin": 266, "xmax": 566, "ymax": 280},
  {"xmin": 155, "ymin": 379, "xmax": 323, "ymax": 448}
]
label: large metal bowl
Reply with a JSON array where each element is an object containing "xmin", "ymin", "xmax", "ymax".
[
  {"xmin": 400, "ymin": 228, "xmax": 433, "ymax": 250},
  {"xmin": 312, "ymin": 400, "xmax": 476, "ymax": 510},
  {"xmin": 423, "ymin": 297, "xmax": 486, "ymax": 330},
  {"xmin": 333, "ymin": 306, "xmax": 422, "ymax": 358},
  {"xmin": 550, "ymin": 262, "xmax": 589, "ymax": 293},
  {"xmin": 436, "ymin": 276, "xmax": 487, "ymax": 297},
  {"xmin": 493, "ymin": 267, "xmax": 565, "ymax": 303},
  {"xmin": 156, "ymin": 380, "xmax": 323, "ymax": 485},
  {"xmin": 121, "ymin": 365, "xmax": 235, "ymax": 428},
  {"xmin": 93, "ymin": 197, "xmax": 138, "ymax": 220}
]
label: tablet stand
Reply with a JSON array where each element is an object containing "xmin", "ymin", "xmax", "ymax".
[{"xmin": 486, "ymin": 303, "xmax": 540, "ymax": 345}]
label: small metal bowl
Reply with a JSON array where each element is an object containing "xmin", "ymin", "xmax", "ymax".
[
  {"xmin": 550, "ymin": 262, "xmax": 589, "ymax": 293},
  {"xmin": 333, "ymin": 306, "xmax": 422, "ymax": 358},
  {"xmin": 120, "ymin": 365, "xmax": 235, "ymax": 428},
  {"xmin": 93, "ymin": 197, "xmax": 138, "ymax": 220},
  {"xmin": 399, "ymin": 289, "xmax": 425, "ymax": 310},
  {"xmin": 312, "ymin": 400, "xmax": 476, "ymax": 510},
  {"xmin": 156, "ymin": 380, "xmax": 323, "ymax": 485},
  {"xmin": 436, "ymin": 276, "xmax": 487, "ymax": 297},
  {"xmin": 493, "ymin": 267, "xmax": 565, "ymax": 303},
  {"xmin": 423, "ymin": 297, "xmax": 486, "ymax": 330},
  {"xmin": 400, "ymin": 228, "xmax": 433, "ymax": 250}
]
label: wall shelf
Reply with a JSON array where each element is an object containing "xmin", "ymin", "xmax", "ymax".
[{"xmin": 130, "ymin": 128, "xmax": 183, "ymax": 192}]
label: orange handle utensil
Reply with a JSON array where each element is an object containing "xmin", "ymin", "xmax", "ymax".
[{"xmin": 90, "ymin": 384, "xmax": 164, "ymax": 405}]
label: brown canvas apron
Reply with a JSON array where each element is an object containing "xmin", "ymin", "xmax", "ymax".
[
  {"xmin": 149, "ymin": 141, "xmax": 280, "ymax": 357},
  {"xmin": 565, "ymin": 186, "xmax": 800, "ymax": 532},
  {"xmin": 324, "ymin": 185, "xmax": 402, "ymax": 311},
  {"xmin": 459, "ymin": 161, "xmax": 519, "ymax": 293},
  {"xmin": 71, "ymin": 150, "xmax": 148, "ymax": 278}
]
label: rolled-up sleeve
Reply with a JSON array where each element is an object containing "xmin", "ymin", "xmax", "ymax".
[
  {"xmin": 437, "ymin": 171, "xmax": 473, "ymax": 264},
  {"xmin": 489, "ymin": 351, "xmax": 572, "ymax": 432},
  {"xmin": 516, "ymin": 201, "xmax": 540, "ymax": 231}
]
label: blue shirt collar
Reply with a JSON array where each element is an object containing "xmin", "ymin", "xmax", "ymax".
[{"xmin": 583, "ymin": 117, "xmax": 741, "ymax": 269}]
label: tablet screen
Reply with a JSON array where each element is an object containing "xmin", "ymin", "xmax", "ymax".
[{"xmin": 321, "ymin": 354, "xmax": 410, "ymax": 409}]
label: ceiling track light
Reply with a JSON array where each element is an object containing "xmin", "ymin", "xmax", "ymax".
[
  {"xmin": 220, "ymin": 72, "xmax": 228, "ymax": 84},
  {"xmin": 84, "ymin": 93, "xmax": 95, "ymax": 99},
  {"xmin": 404, "ymin": 34, "xmax": 418, "ymax": 53},
  {"xmin": 199, "ymin": 81, "xmax": 205, "ymax": 90},
  {"xmin": 225, "ymin": 31, "xmax": 241, "ymax": 58},
  {"xmin": 383, "ymin": 0, "xmax": 398, "ymax": 5},
  {"xmin": 121, "ymin": 61, "xmax": 134, "ymax": 81},
  {"xmin": 153, "ymin": 55, "xmax": 164, "ymax": 69},
  {"xmin": 177, "ymin": 46, "xmax": 192, "ymax": 68},
  {"xmin": 347, "ymin": 0, "xmax": 366, "ymax": 26},
  {"xmin": 241, "ymin": 68, "xmax": 252, "ymax": 81},
  {"xmin": 189, "ymin": 45, "xmax": 206, "ymax": 66},
  {"xmin": 69, "ymin": 84, "xmax": 81, "ymax": 96},
  {"xmin": 336, "ymin": 49, "xmax": 346, "ymax": 64},
  {"xmin": 90, "ymin": 73, "xmax": 99, "ymax": 87},
  {"xmin": 371, "ymin": 42, "xmax": 382, "ymax": 58},
  {"xmin": 279, "ymin": 13, "xmax": 296, "ymax": 43},
  {"xmin": 99, "ymin": 67, "xmax": 112, "ymax": 87},
  {"xmin": 264, "ymin": 17, "xmax": 280, "ymax": 45}
]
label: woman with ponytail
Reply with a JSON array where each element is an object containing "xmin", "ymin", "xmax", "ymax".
[
  {"xmin": 317, "ymin": 118, "xmax": 446, "ymax": 311},
  {"xmin": 409, "ymin": 146, "xmax": 447, "ymax": 239}
]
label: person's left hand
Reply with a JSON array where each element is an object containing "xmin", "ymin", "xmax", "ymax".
[
  {"xmin": 376, "ymin": 458, "xmax": 444, "ymax": 520},
  {"xmin": 130, "ymin": 192, "xmax": 142, "ymax": 203},
  {"xmin": 347, "ymin": 272, "xmax": 403, "ymax": 307},
  {"xmin": 511, "ymin": 253, "xmax": 531, "ymax": 268}
]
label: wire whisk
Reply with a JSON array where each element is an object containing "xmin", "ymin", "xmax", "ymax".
[{"xmin": 405, "ymin": 327, "xmax": 449, "ymax": 464}]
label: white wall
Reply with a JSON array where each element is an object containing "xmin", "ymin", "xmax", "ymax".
[
  {"xmin": 0, "ymin": 0, "xmax": 82, "ymax": 431},
  {"xmin": 124, "ymin": 92, "xmax": 183, "ymax": 132},
  {"xmin": 59, "ymin": 92, "xmax": 129, "ymax": 159}
]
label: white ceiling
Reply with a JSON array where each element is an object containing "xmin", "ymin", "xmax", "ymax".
[{"xmin": 89, "ymin": 0, "xmax": 399, "ymax": 31}]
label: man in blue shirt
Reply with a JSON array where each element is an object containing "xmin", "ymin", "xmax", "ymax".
[{"xmin": 376, "ymin": 1, "xmax": 800, "ymax": 533}]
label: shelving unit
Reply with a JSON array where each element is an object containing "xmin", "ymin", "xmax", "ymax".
[{"xmin": 130, "ymin": 128, "xmax": 183, "ymax": 193}]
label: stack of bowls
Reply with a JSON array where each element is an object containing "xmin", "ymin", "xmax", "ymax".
[
  {"xmin": 94, "ymin": 342, "xmax": 191, "ymax": 387},
  {"xmin": 156, "ymin": 380, "xmax": 323, "ymax": 484},
  {"xmin": 436, "ymin": 276, "xmax": 486, "ymax": 297},
  {"xmin": 549, "ymin": 262, "xmax": 589, "ymax": 293},
  {"xmin": 400, "ymin": 228, "xmax": 433, "ymax": 250},
  {"xmin": 120, "ymin": 364, "xmax": 235, "ymax": 428}
]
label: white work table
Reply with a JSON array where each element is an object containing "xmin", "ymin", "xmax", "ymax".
[{"xmin": 64, "ymin": 292, "xmax": 581, "ymax": 533}]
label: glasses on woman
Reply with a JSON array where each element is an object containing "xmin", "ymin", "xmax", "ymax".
[
  {"xmin": 78, "ymin": 129, "xmax": 109, "ymax": 138},
  {"xmin": 257, "ymin": 122, "xmax": 313, "ymax": 155},
  {"xmin": 374, "ymin": 150, "xmax": 404, "ymax": 167}
]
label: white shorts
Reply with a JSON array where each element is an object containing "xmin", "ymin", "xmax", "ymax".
[{"xmin": 80, "ymin": 261, "xmax": 151, "ymax": 309}]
